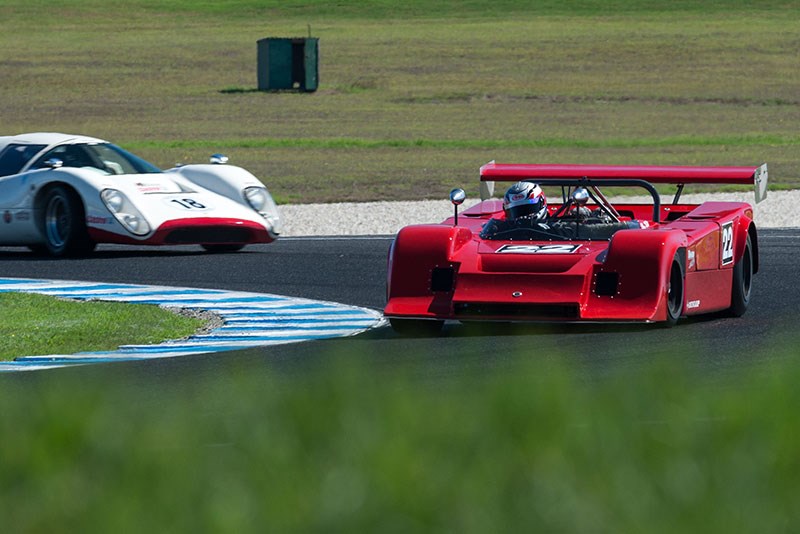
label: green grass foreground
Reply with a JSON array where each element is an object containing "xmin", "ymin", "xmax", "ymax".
[
  {"xmin": 1, "ymin": 0, "xmax": 797, "ymax": 202},
  {"xmin": 1, "ymin": 349, "xmax": 799, "ymax": 531},
  {"xmin": 0, "ymin": 292, "xmax": 203, "ymax": 360}
]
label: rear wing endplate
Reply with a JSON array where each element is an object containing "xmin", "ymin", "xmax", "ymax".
[{"xmin": 479, "ymin": 162, "xmax": 769, "ymax": 203}]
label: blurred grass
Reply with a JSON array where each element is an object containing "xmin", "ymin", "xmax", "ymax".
[
  {"xmin": 0, "ymin": 292, "xmax": 203, "ymax": 360},
  {"xmin": 1, "ymin": 1, "xmax": 798, "ymax": 202},
  {"xmin": 1, "ymin": 347, "xmax": 800, "ymax": 531}
]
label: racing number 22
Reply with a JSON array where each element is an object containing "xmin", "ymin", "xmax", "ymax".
[{"xmin": 721, "ymin": 221, "xmax": 734, "ymax": 265}]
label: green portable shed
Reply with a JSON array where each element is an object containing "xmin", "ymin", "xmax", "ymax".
[{"xmin": 257, "ymin": 37, "xmax": 319, "ymax": 92}]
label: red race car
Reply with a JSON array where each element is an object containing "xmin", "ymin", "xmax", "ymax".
[{"xmin": 384, "ymin": 162, "xmax": 768, "ymax": 334}]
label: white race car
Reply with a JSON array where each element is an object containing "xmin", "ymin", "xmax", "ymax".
[{"xmin": 0, "ymin": 133, "xmax": 281, "ymax": 256}]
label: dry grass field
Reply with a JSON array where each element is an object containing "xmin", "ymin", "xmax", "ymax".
[{"xmin": 1, "ymin": 1, "xmax": 798, "ymax": 203}]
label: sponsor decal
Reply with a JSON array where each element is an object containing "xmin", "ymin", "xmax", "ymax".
[
  {"xmin": 637, "ymin": 220, "xmax": 650, "ymax": 229},
  {"xmin": 136, "ymin": 182, "xmax": 169, "ymax": 193},
  {"xmin": 86, "ymin": 215, "xmax": 112, "ymax": 224},
  {"xmin": 687, "ymin": 248, "xmax": 696, "ymax": 271},
  {"xmin": 687, "ymin": 300, "xmax": 701, "ymax": 309},
  {"xmin": 3, "ymin": 211, "xmax": 11, "ymax": 224},
  {"xmin": 510, "ymin": 193, "xmax": 526, "ymax": 202},
  {"xmin": 720, "ymin": 221, "xmax": 734, "ymax": 265},
  {"xmin": 497, "ymin": 244, "xmax": 581, "ymax": 254},
  {"xmin": 15, "ymin": 211, "xmax": 31, "ymax": 221}
]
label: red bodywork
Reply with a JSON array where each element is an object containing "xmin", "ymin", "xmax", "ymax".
[{"xmin": 385, "ymin": 163, "xmax": 765, "ymax": 325}]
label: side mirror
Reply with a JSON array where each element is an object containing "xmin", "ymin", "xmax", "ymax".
[
  {"xmin": 449, "ymin": 188, "xmax": 466, "ymax": 225},
  {"xmin": 450, "ymin": 188, "xmax": 466, "ymax": 206},
  {"xmin": 210, "ymin": 154, "xmax": 229, "ymax": 165},
  {"xmin": 44, "ymin": 158, "xmax": 64, "ymax": 169}
]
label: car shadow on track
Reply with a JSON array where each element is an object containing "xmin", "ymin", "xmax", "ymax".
[{"xmin": 360, "ymin": 312, "xmax": 735, "ymax": 340}]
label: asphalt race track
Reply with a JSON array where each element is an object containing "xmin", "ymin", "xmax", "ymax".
[{"xmin": 1, "ymin": 229, "xmax": 799, "ymax": 381}]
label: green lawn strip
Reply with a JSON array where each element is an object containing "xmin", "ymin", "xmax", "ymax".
[
  {"xmin": 0, "ymin": 292, "xmax": 204, "ymax": 360},
  {"xmin": 129, "ymin": 133, "xmax": 796, "ymax": 204},
  {"xmin": 126, "ymin": 133, "xmax": 800, "ymax": 151},
  {"xmin": 185, "ymin": 144, "xmax": 790, "ymax": 204}
]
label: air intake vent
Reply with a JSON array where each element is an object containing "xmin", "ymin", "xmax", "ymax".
[
  {"xmin": 454, "ymin": 302, "xmax": 579, "ymax": 320},
  {"xmin": 594, "ymin": 272, "xmax": 619, "ymax": 296},
  {"xmin": 430, "ymin": 267, "xmax": 455, "ymax": 292},
  {"xmin": 165, "ymin": 227, "xmax": 252, "ymax": 244}
]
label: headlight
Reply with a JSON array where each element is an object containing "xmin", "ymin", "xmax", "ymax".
[
  {"xmin": 123, "ymin": 214, "xmax": 145, "ymax": 233},
  {"xmin": 244, "ymin": 187, "xmax": 268, "ymax": 211},
  {"xmin": 101, "ymin": 189, "xmax": 151, "ymax": 236},
  {"xmin": 243, "ymin": 186, "xmax": 281, "ymax": 235},
  {"xmin": 103, "ymin": 190, "xmax": 124, "ymax": 213}
]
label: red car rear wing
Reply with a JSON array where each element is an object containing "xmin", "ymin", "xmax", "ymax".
[{"xmin": 478, "ymin": 162, "xmax": 769, "ymax": 203}]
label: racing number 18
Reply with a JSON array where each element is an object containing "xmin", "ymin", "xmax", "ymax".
[{"xmin": 171, "ymin": 198, "xmax": 206, "ymax": 210}]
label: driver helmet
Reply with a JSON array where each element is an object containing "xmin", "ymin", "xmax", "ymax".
[{"xmin": 503, "ymin": 181, "xmax": 547, "ymax": 220}]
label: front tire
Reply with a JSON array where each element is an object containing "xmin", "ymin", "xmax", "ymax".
[
  {"xmin": 727, "ymin": 233, "xmax": 753, "ymax": 317},
  {"xmin": 39, "ymin": 185, "xmax": 95, "ymax": 257},
  {"xmin": 664, "ymin": 255, "xmax": 684, "ymax": 327}
]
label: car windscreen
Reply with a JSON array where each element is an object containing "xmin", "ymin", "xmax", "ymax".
[
  {"xmin": 29, "ymin": 143, "xmax": 162, "ymax": 175},
  {"xmin": 0, "ymin": 144, "xmax": 47, "ymax": 177},
  {"xmin": 88, "ymin": 143, "xmax": 162, "ymax": 174},
  {"xmin": 480, "ymin": 218, "xmax": 634, "ymax": 241}
]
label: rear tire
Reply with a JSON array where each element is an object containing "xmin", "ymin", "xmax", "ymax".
[
  {"xmin": 40, "ymin": 185, "xmax": 95, "ymax": 257},
  {"xmin": 664, "ymin": 255, "xmax": 684, "ymax": 327},
  {"xmin": 389, "ymin": 318, "xmax": 444, "ymax": 336},
  {"xmin": 727, "ymin": 233, "xmax": 753, "ymax": 317}
]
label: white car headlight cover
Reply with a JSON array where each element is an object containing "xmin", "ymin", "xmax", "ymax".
[
  {"xmin": 244, "ymin": 186, "xmax": 282, "ymax": 235},
  {"xmin": 101, "ymin": 189, "xmax": 151, "ymax": 236},
  {"xmin": 244, "ymin": 187, "xmax": 268, "ymax": 211}
]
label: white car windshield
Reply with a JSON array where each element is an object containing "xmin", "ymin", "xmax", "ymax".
[{"xmin": 28, "ymin": 142, "xmax": 163, "ymax": 175}]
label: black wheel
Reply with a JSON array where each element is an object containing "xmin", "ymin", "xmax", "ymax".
[
  {"xmin": 664, "ymin": 255, "xmax": 684, "ymax": 327},
  {"xmin": 39, "ymin": 185, "xmax": 95, "ymax": 257},
  {"xmin": 202, "ymin": 244, "xmax": 245, "ymax": 253},
  {"xmin": 389, "ymin": 318, "xmax": 444, "ymax": 336},
  {"xmin": 727, "ymin": 233, "xmax": 753, "ymax": 317}
]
